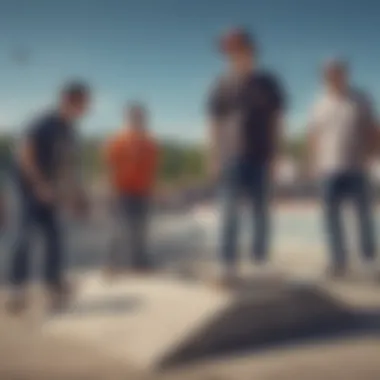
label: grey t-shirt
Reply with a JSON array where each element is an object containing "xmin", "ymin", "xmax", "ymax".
[
  {"xmin": 208, "ymin": 70, "xmax": 285, "ymax": 165},
  {"xmin": 309, "ymin": 88, "xmax": 376, "ymax": 176}
]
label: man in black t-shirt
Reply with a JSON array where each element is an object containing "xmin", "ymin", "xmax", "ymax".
[
  {"xmin": 8, "ymin": 82, "xmax": 90, "ymax": 313},
  {"xmin": 207, "ymin": 28, "xmax": 286, "ymax": 285}
]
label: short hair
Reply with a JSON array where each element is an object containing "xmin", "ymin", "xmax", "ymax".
[
  {"xmin": 61, "ymin": 81, "xmax": 90, "ymax": 103},
  {"xmin": 322, "ymin": 57, "xmax": 349, "ymax": 73},
  {"xmin": 219, "ymin": 27, "xmax": 256, "ymax": 53},
  {"xmin": 125, "ymin": 102, "xmax": 147, "ymax": 117}
]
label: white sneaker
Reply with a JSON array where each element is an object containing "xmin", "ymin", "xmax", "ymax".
[
  {"xmin": 6, "ymin": 288, "xmax": 28, "ymax": 315},
  {"xmin": 210, "ymin": 264, "xmax": 239, "ymax": 291}
]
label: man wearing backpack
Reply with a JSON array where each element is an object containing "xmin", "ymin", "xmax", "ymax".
[{"xmin": 104, "ymin": 103, "xmax": 159, "ymax": 274}]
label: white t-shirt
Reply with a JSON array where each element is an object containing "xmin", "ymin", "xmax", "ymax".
[{"xmin": 309, "ymin": 88, "xmax": 375, "ymax": 176}]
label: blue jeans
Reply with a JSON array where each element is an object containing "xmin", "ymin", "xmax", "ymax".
[
  {"xmin": 322, "ymin": 171, "xmax": 376, "ymax": 268},
  {"xmin": 219, "ymin": 159, "xmax": 270, "ymax": 267},
  {"xmin": 9, "ymin": 185, "xmax": 63, "ymax": 289},
  {"xmin": 108, "ymin": 194, "xmax": 150, "ymax": 269}
]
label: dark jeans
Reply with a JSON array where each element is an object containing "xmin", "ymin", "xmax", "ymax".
[
  {"xmin": 9, "ymin": 185, "xmax": 62, "ymax": 289},
  {"xmin": 322, "ymin": 171, "xmax": 376, "ymax": 268},
  {"xmin": 219, "ymin": 159, "xmax": 270, "ymax": 267},
  {"xmin": 108, "ymin": 194, "xmax": 150, "ymax": 269}
]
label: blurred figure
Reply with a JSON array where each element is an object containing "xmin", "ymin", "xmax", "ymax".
[
  {"xmin": 307, "ymin": 59, "xmax": 378, "ymax": 277},
  {"xmin": 207, "ymin": 28, "xmax": 286, "ymax": 285},
  {"xmin": 8, "ymin": 81, "xmax": 91, "ymax": 312},
  {"xmin": 104, "ymin": 103, "xmax": 159, "ymax": 275}
]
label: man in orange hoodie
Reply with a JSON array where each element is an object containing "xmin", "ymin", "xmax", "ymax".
[{"xmin": 105, "ymin": 103, "xmax": 159, "ymax": 273}]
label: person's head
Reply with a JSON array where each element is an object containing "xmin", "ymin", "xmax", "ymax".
[
  {"xmin": 218, "ymin": 27, "xmax": 256, "ymax": 73},
  {"xmin": 125, "ymin": 103, "xmax": 148, "ymax": 131},
  {"xmin": 322, "ymin": 58, "xmax": 349, "ymax": 94},
  {"xmin": 59, "ymin": 81, "xmax": 91, "ymax": 121}
]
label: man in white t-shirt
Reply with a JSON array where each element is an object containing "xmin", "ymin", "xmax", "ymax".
[{"xmin": 308, "ymin": 58, "xmax": 379, "ymax": 277}]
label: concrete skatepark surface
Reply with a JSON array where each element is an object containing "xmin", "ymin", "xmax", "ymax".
[
  {"xmin": 1, "ymin": 271, "xmax": 380, "ymax": 379},
  {"xmin": 42, "ymin": 271, "xmax": 356, "ymax": 370},
  {"xmin": 1, "ymin": 201, "xmax": 380, "ymax": 379}
]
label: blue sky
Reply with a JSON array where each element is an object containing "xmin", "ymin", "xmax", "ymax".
[{"xmin": 0, "ymin": 0, "xmax": 380, "ymax": 141}]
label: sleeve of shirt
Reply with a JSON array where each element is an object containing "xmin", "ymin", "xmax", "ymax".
[{"xmin": 26, "ymin": 117, "xmax": 49, "ymax": 145}]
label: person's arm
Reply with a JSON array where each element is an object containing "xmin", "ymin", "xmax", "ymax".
[
  {"xmin": 266, "ymin": 74, "xmax": 287, "ymax": 176},
  {"xmin": 206, "ymin": 79, "xmax": 225, "ymax": 181},
  {"xmin": 305, "ymin": 102, "xmax": 320, "ymax": 178},
  {"xmin": 60, "ymin": 134, "xmax": 89, "ymax": 216},
  {"xmin": 19, "ymin": 138, "xmax": 45, "ymax": 188},
  {"xmin": 208, "ymin": 120, "xmax": 223, "ymax": 178},
  {"xmin": 360, "ymin": 92, "xmax": 380, "ymax": 160}
]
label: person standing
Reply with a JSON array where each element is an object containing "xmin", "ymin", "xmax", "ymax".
[
  {"xmin": 8, "ymin": 81, "xmax": 91, "ymax": 312},
  {"xmin": 307, "ymin": 59, "xmax": 378, "ymax": 277},
  {"xmin": 207, "ymin": 28, "xmax": 286, "ymax": 285},
  {"xmin": 104, "ymin": 103, "xmax": 159, "ymax": 274}
]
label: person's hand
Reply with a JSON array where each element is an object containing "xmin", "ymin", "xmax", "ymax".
[{"xmin": 35, "ymin": 182, "xmax": 55, "ymax": 204}]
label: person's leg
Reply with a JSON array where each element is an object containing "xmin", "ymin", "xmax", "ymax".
[
  {"xmin": 248, "ymin": 165, "xmax": 271, "ymax": 264},
  {"xmin": 218, "ymin": 160, "xmax": 242, "ymax": 271},
  {"xmin": 322, "ymin": 174, "xmax": 346, "ymax": 273},
  {"xmin": 7, "ymin": 189, "xmax": 35, "ymax": 312},
  {"xmin": 128, "ymin": 196, "xmax": 150, "ymax": 270},
  {"xmin": 9, "ymin": 192, "xmax": 34, "ymax": 287},
  {"xmin": 105, "ymin": 196, "xmax": 125, "ymax": 273},
  {"xmin": 38, "ymin": 203, "xmax": 65, "ymax": 295},
  {"xmin": 350, "ymin": 173, "xmax": 376, "ymax": 262}
]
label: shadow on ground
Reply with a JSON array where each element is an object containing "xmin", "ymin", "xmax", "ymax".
[{"xmin": 160, "ymin": 284, "xmax": 380, "ymax": 369}]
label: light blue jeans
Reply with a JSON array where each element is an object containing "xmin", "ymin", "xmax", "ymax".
[
  {"xmin": 219, "ymin": 159, "xmax": 271, "ymax": 267},
  {"xmin": 322, "ymin": 171, "xmax": 376, "ymax": 268}
]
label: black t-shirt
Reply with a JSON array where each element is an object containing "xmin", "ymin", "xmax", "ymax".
[
  {"xmin": 15, "ymin": 111, "xmax": 76, "ymax": 189},
  {"xmin": 208, "ymin": 70, "xmax": 285, "ymax": 165}
]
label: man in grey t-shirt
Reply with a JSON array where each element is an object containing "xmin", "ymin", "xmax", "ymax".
[{"xmin": 308, "ymin": 59, "xmax": 379, "ymax": 277}]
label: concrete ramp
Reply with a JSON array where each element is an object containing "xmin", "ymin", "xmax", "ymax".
[{"xmin": 43, "ymin": 272, "xmax": 353, "ymax": 370}]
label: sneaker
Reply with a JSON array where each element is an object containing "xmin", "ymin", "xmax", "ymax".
[
  {"xmin": 326, "ymin": 264, "xmax": 347, "ymax": 279},
  {"xmin": 211, "ymin": 266, "xmax": 240, "ymax": 292},
  {"xmin": 103, "ymin": 266, "xmax": 124, "ymax": 281},
  {"xmin": 46, "ymin": 281, "xmax": 73, "ymax": 312},
  {"xmin": 6, "ymin": 288, "xmax": 28, "ymax": 315},
  {"xmin": 128, "ymin": 267, "xmax": 156, "ymax": 277}
]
